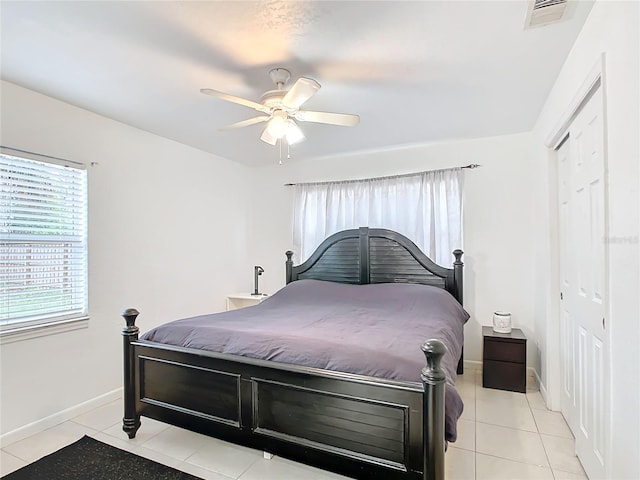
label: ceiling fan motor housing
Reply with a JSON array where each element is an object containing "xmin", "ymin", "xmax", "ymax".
[
  {"xmin": 269, "ymin": 68, "xmax": 291, "ymax": 89},
  {"xmin": 260, "ymin": 90, "xmax": 288, "ymax": 109}
]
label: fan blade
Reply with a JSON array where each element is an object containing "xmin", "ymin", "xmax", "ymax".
[
  {"xmin": 220, "ymin": 116, "xmax": 270, "ymax": 131},
  {"xmin": 260, "ymin": 124, "xmax": 278, "ymax": 145},
  {"xmin": 281, "ymin": 78, "xmax": 321, "ymax": 110},
  {"xmin": 200, "ymin": 88, "xmax": 270, "ymax": 113},
  {"xmin": 294, "ymin": 110, "xmax": 360, "ymax": 127}
]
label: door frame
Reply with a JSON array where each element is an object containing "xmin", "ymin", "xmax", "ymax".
[{"xmin": 545, "ymin": 53, "xmax": 610, "ymax": 476}]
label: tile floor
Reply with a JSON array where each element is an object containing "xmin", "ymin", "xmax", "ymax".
[{"xmin": 0, "ymin": 367, "xmax": 588, "ymax": 480}]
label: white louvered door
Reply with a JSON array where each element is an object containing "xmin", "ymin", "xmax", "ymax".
[{"xmin": 557, "ymin": 86, "xmax": 608, "ymax": 480}]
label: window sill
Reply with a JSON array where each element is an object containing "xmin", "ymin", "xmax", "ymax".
[{"xmin": 0, "ymin": 316, "xmax": 90, "ymax": 344}]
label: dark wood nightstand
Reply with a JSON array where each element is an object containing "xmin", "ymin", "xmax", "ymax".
[{"xmin": 482, "ymin": 326, "xmax": 527, "ymax": 393}]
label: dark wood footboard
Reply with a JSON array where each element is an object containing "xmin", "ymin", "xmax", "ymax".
[{"xmin": 121, "ymin": 309, "xmax": 448, "ymax": 480}]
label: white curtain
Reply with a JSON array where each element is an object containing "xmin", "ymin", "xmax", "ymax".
[{"xmin": 292, "ymin": 168, "xmax": 463, "ymax": 266}]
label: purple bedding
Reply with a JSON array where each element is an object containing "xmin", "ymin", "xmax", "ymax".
[{"xmin": 141, "ymin": 279, "xmax": 469, "ymax": 442}]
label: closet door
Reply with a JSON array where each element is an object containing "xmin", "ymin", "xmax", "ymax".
[
  {"xmin": 557, "ymin": 86, "xmax": 608, "ymax": 480},
  {"xmin": 557, "ymin": 136, "xmax": 575, "ymax": 432}
]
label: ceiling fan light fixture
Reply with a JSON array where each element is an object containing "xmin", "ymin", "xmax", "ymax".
[
  {"xmin": 266, "ymin": 111, "xmax": 288, "ymax": 138},
  {"xmin": 201, "ymin": 67, "xmax": 359, "ymax": 152},
  {"xmin": 285, "ymin": 120, "xmax": 305, "ymax": 145},
  {"xmin": 260, "ymin": 126, "xmax": 277, "ymax": 145}
]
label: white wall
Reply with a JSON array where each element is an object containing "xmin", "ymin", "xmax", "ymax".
[
  {"xmin": 248, "ymin": 132, "xmax": 538, "ymax": 367},
  {"xmin": 0, "ymin": 81, "xmax": 254, "ymax": 437},
  {"xmin": 531, "ymin": 1, "xmax": 640, "ymax": 478}
]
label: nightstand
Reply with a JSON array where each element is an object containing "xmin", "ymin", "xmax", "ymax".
[
  {"xmin": 226, "ymin": 293, "xmax": 268, "ymax": 311},
  {"xmin": 482, "ymin": 326, "xmax": 527, "ymax": 393}
]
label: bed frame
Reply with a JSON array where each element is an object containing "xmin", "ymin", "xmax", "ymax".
[{"xmin": 121, "ymin": 227, "xmax": 464, "ymax": 480}]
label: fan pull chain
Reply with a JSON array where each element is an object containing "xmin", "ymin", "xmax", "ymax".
[{"xmin": 277, "ymin": 139, "xmax": 292, "ymax": 165}]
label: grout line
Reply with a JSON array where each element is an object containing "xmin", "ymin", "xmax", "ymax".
[
  {"xmin": 525, "ymin": 390, "xmax": 560, "ymax": 475},
  {"xmin": 476, "ymin": 451, "xmax": 554, "ymax": 470},
  {"xmin": 528, "ymin": 405, "xmax": 576, "ymax": 439},
  {"xmin": 2, "ymin": 448, "xmax": 30, "ymax": 463},
  {"xmin": 0, "ymin": 449, "xmax": 26, "ymax": 462},
  {"xmin": 99, "ymin": 420, "xmax": 122, "ymax": 432},
  {"xmin": 0, "ymin": 450, "xmax": 28, "ymax": 477},
  {"xmin": 236, "ymin": 455, "xmax": 270, "ymax": 480},
  {"xmin": 474, "ymin": 368, "xmax": 478, "ymax": 479},
  {"xmin": 473, "ymin": 419, "xmax": 538, "ymax": 434},
  {"xmin": 448, "ymin": 444, "xmax": 475, "ymax": 453},
  {"xmin": 530, "ymin": 400, "xmax": 542, "ymax": 435},
  {"xmin": 552, "ymin": 466, "xmax": 588, "ymax": 478},
  {"xmin": 538, "ymin": 415, "xmax": 557, "ymax": 476},
  {"xmin": 68, "ymin": 419, "xmax": 106, "ymax": 432}
]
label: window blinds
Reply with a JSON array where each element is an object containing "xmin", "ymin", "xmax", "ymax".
[{"xmin": 1, "ymin": 153, "xmax": 88, "ymax": 327}]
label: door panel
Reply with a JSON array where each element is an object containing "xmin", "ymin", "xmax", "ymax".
[
  {"xmin": 592, "ymin": 336, "xmax": 605, "ymax": 464},
  {"xmin": 557, "ymin": 138, "xmax": 576, "ymax": 430},
  {"xmin": 578, "ymin": 326, "xmax": 588, "ymax": 437}
]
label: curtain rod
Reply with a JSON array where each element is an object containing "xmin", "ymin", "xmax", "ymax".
[
  {"xmin": 0, "ymin": 145, "xmax": 85, "ymax": 167},
  {"xmin": 284, "ymin": 163, "xmax": 481, "ymax": 187}
]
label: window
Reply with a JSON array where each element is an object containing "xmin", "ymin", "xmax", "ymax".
[
  {"xmin": 1, "ymin": 150, "xmax": 88, "ymax": 333},
  {"xmin": 292, "ymin": 168, "xmax": 462, "ymax": 266}
]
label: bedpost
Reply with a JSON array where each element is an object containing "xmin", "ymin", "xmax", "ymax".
[
  {"xmin": 285, "ymin": 250, "xmax": 294, "ymax": 284},
  {"xmin": 122, "ymin": 308, "xmax": 141, "ymax": 439},
  {"xmin": 452, "ymin": 249, "xmax": 464, "ymax": 374},
  {"xmin": 421, "ymin": 339, "xmax": 447, "ymax": 480},
  {"xmin": 452, "ymin": 249, "xmax": 463, "ymax": 305}
]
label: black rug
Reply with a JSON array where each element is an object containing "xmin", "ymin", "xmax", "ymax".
[{"xmin": 2, "ymin": 435, "xmax": 202, "ymax": 480}]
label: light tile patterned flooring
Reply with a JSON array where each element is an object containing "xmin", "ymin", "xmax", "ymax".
[{"xmin": 1, "ymin": 367, "xmax": 588, "ymax": 480}]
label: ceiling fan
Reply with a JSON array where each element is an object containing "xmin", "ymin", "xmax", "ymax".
[{"xmin": 200, "ymin": 68, "xmax": 360, "ymax": 146}]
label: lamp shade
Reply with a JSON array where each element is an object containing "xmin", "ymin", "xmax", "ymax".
[
  {"xmin": 266, "ymin": 111, "xmax": 288, "ymax": 138},
  {"xmin": 285, "ymin": 120, "xmax": 305, "ymax": 145}
]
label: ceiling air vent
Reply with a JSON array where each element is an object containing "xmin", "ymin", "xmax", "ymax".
[{"xmin": 525, "ymin": 0, "xmax": 569, "ymax": 29}]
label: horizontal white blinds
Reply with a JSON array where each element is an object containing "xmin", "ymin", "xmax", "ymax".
[{"xmin": 1, "ymin": 153, "xmax": 87, "ymax": 326}]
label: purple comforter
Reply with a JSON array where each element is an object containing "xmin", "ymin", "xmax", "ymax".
[{"xmin": 141, "ymin": 279, "xmax": 469, "ymax": 441}]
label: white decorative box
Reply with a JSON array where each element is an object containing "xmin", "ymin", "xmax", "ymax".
[{"xmin": 492, "ymin": 311, "xmax": 512, "ymax": 334}]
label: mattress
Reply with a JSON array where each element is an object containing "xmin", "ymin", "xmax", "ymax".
[{"xmin": 141, "ymin": 279, "xmax": 469, "ymax": 441}]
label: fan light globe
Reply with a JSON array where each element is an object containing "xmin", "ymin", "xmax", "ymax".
[
  {"xmin": 286, "ymin": 120, "xmax": 305, "ymax": 145},
  {"xmin": 267, "ymin": 112, "xmax": 288, "ymax": 138}
]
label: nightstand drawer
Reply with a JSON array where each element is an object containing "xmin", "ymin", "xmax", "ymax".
[
  {"xmin": 483, "ymin": 339, "xmax": 526, "ymax": 364},
  {"xmin": 483, "ymin": 359, "xmax": 526, "ymax": 392}
]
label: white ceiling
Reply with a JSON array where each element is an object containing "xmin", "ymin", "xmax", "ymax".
[{"xmin": 1, "ymin": 1, "xmax": 594, "ymax": 166}]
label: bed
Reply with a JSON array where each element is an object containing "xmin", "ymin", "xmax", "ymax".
[{"xmin": 121, "ymin": 227, "xmax": 466, "ymax": 480}]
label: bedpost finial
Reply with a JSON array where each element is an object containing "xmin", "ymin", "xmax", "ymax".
[
  {"xmin": 421, "ymin": 339, "xmax": 447, "ymax": 383},
  {"xmin": 285, "ymin": 251, "xmax": 294, "ymax": 285},
  {"xmin": 122, "ymin": 308, "xmax": 140, "ymax": 328},
  {"xmin": 453, "ymin": 249, "xmax": 463, "ymax": 265}
]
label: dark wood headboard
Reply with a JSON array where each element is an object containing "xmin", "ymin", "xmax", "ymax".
[{"xmin": 285, "ymin": 227, "xmax": 464, "ymax": 306}]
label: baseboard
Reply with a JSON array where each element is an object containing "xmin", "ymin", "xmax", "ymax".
[
  {"xmin": 534, "ymin": 369, "xmax": 549, "ymax": 405},
  {"xmin": 463, "ymin": 360, "xmax": 482, "ymax": 372},
  {"xmin": 527, "ymin": 366, "xmax": 540, "ymax": 391},
  {"xmin": 0, "ymin": 387, "xmax": 123, "ymax": 447},
  {"xmin": 459, "ymin": 361, "xmax": 541, "ymax": 391}
]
